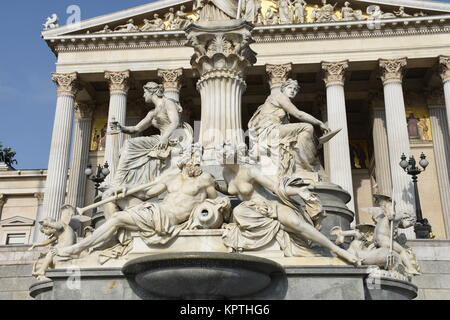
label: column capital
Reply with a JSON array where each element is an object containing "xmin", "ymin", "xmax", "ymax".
[
  {"xmin": 379, "ymin": 58, "xmax": 407, "ymax": 85},
  {"xmin": 322, "ymin": 60, "xmax": 349, "ymax": 87},
  {"xmin": 266, "ymin": 63, "xmax": 293, "ymax": 90},
  {"xmin": 426, "ymin": 87, "xmax": 445, "ymax": 108},
  {"xmin": 157, "ymin": 68, "xmax": 184, "ymax": 93},
  {"xmin": 34, "ymin": 193, "xmax": 45, "ymax": 206},
  {"xmin": 52, "ymin": 72, "xmax": 80, "ymax": 97},
  {"xmin": 105, "ymin": 70, "xmax": 130, "ymax": 95},
  {"xmin": 439, "ymin": 56, "xmax": 450, "ymax": 83},
  {"xmin": 75, "ymin": 102, "xmax": 94, "ymax": 120}
]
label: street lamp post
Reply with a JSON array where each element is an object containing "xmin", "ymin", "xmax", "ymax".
[
  {"xmin": 399, "ymin": 153, "xmax": 433, "ymax": 239},
  {"xmin": 85, "ymin": 162, "xmax": 110, "ymax": 214}
]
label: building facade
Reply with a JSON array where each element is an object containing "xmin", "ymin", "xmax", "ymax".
[{"xmin": 2, "ymin": 0, "xmax": 450, "ymax": 299}]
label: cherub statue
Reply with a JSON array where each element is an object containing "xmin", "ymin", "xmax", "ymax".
[
  {"xmin": 30, "ymin": 205, "xmax": 78, "ymax": 281},
  {"xmin": 331, "ymin": 194, "xmax": 421, "ymax": 276},
  {"xmin": 43, "ymin": 14, "xmax": 59, "ymax": 30},
  {"xmin": 114, "ymin": 19, "xmax": 139, "ymax": 32}
]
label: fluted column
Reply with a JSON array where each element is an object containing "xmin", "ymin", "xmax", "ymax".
[
  {"xmin": 439, "ymin": 56, "xmax": 450, "ymax": 138},
  {"xmin": 0, "ymin": 194, "xmax": 6, "ymax": 220},
  {"xmin": 66, "ymin": 102, "xmax": 94, "ymax": 208},
  {"xmin": 370, "ymin": 92, "xmax": 393, "ymax": 196},
  {"xmin": 266, "ymin": 63, "xmax": 292, "ymax": 94},
  {"xmin": 104, "ymin": 71, "xmax": 130, "ymax": 183},
  {"xmin": 322, "ymin": 60, "xmax": 355, "ymax": 212},
  {"xmin": 379, "ymin": 58, "xmax": 415, "ymax": 238},
  {"xmin": 427, "ymin": 88, "xmax": 450, "ymax": 238},
  {"xmin": 32, "ymin": 193, "xmax": 44, "ymax": 242},
  {"xmin": 40, "ymin": 73, "xmax": 79, "ymax": 231},
  {"xmin": 186, "ymin": 21, "xmax": 256, "ymax": 162},
  {"xmin": 158, "ymin": 68, "xmax": 183, "ymax": 102}
]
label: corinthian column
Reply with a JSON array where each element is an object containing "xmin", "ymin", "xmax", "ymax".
[
  {"xmin": 104, "ymin": 71, "xmax": 130, "ymax": 183},
  {"xmin": 427, "ymin": 88, "xmax": 450, "ymax": 238},
  {"xmin": 322, "ymin": 60, "xmax": 355, "ymax": 212},
  {"xmin": 266, "ymin": 63, "xmax": 292, "ymax": 94},
  {"xmin": 66, "ymin": 102, "xmax": 94, "ymax": 208},
  {"xmin": 186, "ymin": 21, "xmax": 256, "ymax": 162},
  {"xmin": 369, "ymin": 92, "xmax": 393, "ymax": 196},
  {"xmin": 158, "ymin": 68, "xmax": 183, "ymax": 102},
  {"xmin": 439, "ymin": 56, "xmax": 450, "ymax": 138},
  {"xmin": 40, "ymin": 73, "xmax": 79, "ymax": 228},
  {"xmin": 379, "ymin": 57, "xmax": 415, "ymax": 238}
]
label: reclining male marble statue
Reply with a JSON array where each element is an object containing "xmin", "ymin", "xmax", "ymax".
[{"xmin": 52, "ymin": 156, "xmax": 230, "ymax": 258}]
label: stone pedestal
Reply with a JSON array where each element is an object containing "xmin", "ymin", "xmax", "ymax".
[{"xmin": 186, "ymin": 20, "xmax": 256, "ymax": 163}]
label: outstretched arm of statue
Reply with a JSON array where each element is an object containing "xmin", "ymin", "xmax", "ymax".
[
  {"xmin": 280, "ymin": 95, "xmax": 329, "ymax": 131},
  {"xmin": 29, "ymin": 237, "xmax": 58, "ymax": 251},
  {"xmin": 121, "ymin": 110, "xmax": 156, "ymax": 134}
]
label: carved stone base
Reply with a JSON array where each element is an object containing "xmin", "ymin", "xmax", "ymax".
[{"xmin": 30, "ymin": 264, "xmax": 417, "ymax": 300}]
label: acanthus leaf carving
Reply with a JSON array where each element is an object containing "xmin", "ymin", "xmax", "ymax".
[
  {"xmin": 52, "ymin": 72, "xmax": 79, "ymax": 97},
  {"xmin": 322, "ymin": 60, "xmax": 349, "ymax": 86},
  {"xmin": 379, "ymin": 58, "xmax": 407, "ymax": 84},
  {"xmin": 105, "ymin": 70, "xmax": 130, "ymax": 95}
]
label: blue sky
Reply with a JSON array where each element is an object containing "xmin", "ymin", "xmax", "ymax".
[
  {"xmin": 1, "ymin": 0, "xmax": 450, "ymax": 169},
  {"xmin": 0, "ymin": 1, "xmax": 154, "ymax": 169}
]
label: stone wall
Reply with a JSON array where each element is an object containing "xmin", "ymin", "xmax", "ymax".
[
  {"xmin": 0, "ymin": 245, "xmax": 39, "ymax": 300},
  {"xmin": 1, "ymin": 241, "xmax": 450, "ymax": 300},
  {"xmin": 410, "ymin": 240, "xmax": 450, "ymax": 300}
]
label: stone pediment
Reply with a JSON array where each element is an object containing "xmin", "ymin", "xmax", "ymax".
[
  {"xmin": 0, "ymin": 216, "xmax": 35, "ymax": 227},
  {"xmin": 42, "ymin": 0, "xmax": 450, "ymax": 38}
]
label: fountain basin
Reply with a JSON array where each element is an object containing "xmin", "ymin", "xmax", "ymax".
[{"xmin": 122, "ymin": 252, "xmax": 284, "ymax": 299}]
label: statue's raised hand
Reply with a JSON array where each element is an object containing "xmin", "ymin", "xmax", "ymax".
[{"xmin": 320, "ymin": 123, "xmax": 331, "ymax": 134}]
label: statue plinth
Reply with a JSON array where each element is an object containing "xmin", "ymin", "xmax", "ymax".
[{"xmin": 186, "ymin": 19, "xmax": 257, "ymax": 163}]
